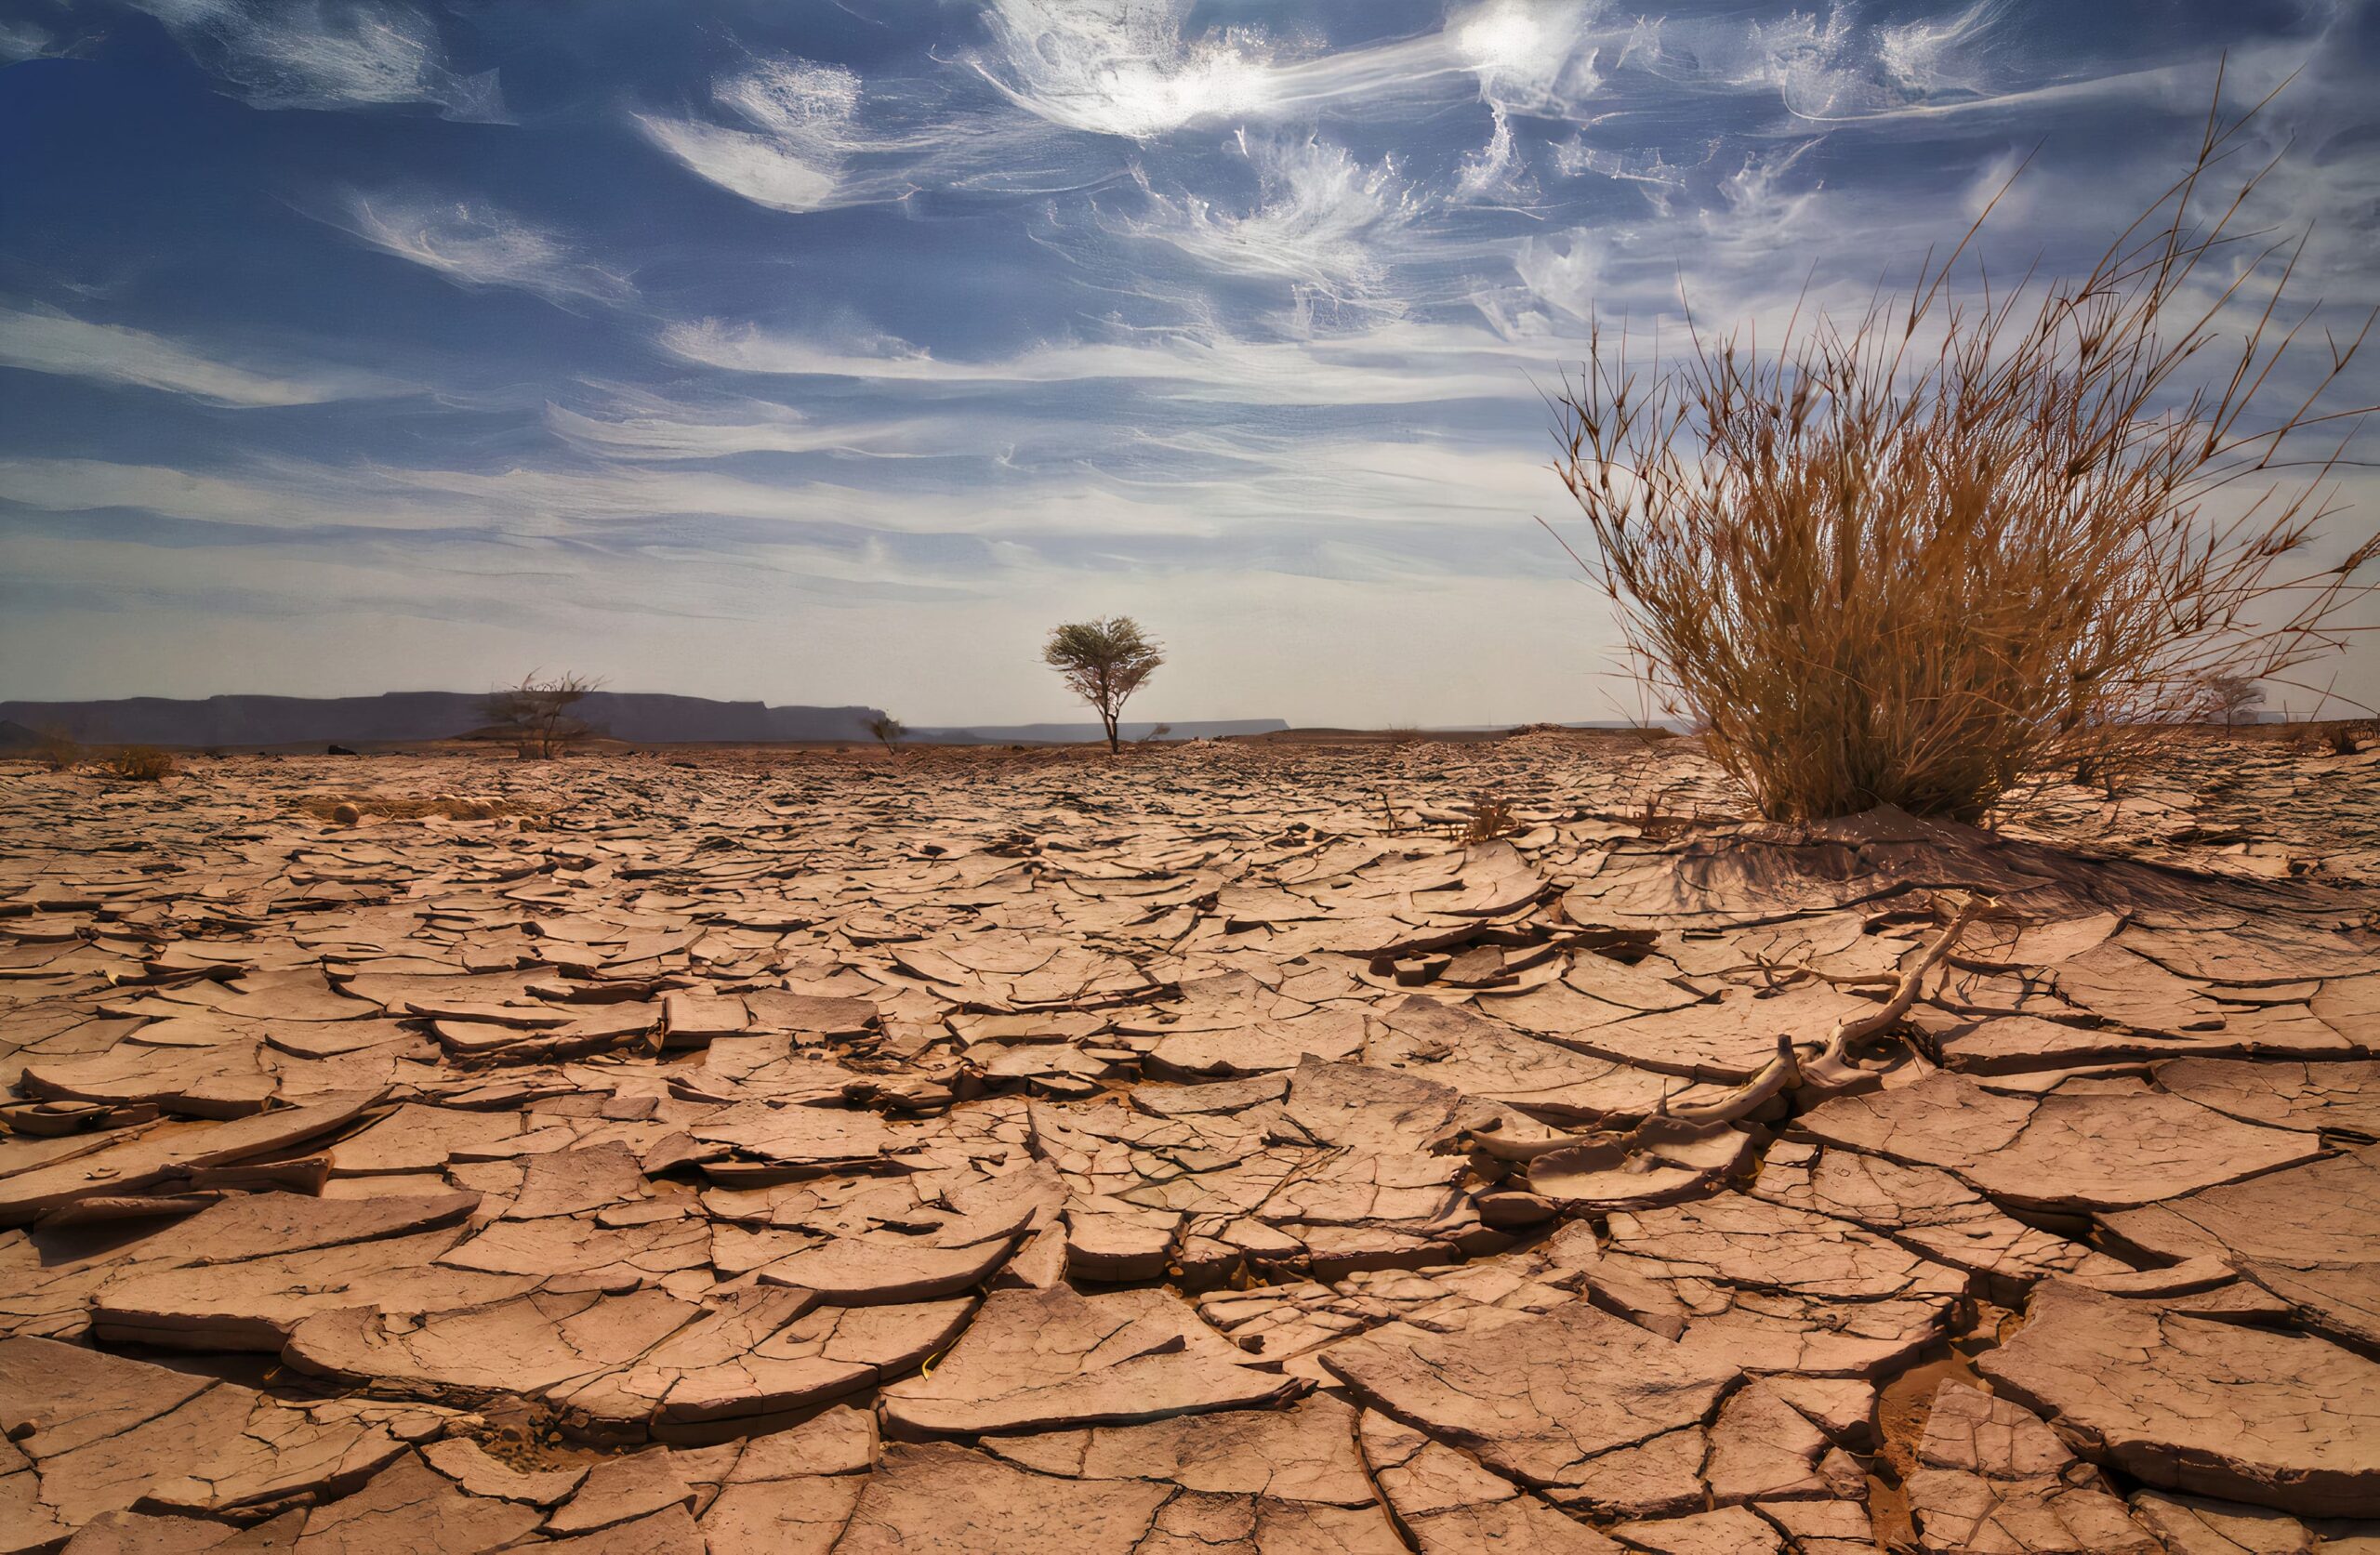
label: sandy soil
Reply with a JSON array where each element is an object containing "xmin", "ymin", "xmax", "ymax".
[{"xmin": 1, "ymin": 730, "xmax": 2374, "ymax": 1552}]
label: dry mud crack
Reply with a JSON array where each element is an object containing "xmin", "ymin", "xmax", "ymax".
[{"xmin": 2, "ymin": 732, "xmax": 2376, "ymax": 1552}]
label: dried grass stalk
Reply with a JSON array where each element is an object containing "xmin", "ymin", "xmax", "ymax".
[{"xmin": 1547, "ymin": 77, "xmax": 2376, "ymax": 823}]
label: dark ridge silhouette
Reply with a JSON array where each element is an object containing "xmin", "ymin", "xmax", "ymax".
[
  {"xmin": 0, "ymin": 692, "xmax": 886, "ymax": 749},
  {"xmin": 0, "ymin": 697, "xmax": 1291, "ymax": 749}
]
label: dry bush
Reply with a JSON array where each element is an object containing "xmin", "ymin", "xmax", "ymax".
[
  {"xmin": 2297, "ymin": 719, "xmax": 2374, "ymax": 756},
  {"xmin": 99, "ymin": 745, "xmax": 176, "ymax": 782},
  {"xmin": 485, "ymin": 671, "xmax": 602, "ymax": 758},
  {"xmin": 1548, "ymin": 82, "xmax": 2374, "ymax": 824},
  {"xmin": 31, "ymin": 731, "xmax": 81, "ymax": 772},
  {"xmin": 2198, "ymin": 672, "xmax": 2267, "ymax": 726}
]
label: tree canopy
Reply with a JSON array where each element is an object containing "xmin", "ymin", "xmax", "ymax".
[{"xmin": 1043, "ymin": 617, "xmax": 1164, "ymax": 754}]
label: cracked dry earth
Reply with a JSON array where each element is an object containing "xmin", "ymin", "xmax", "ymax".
[{"xmin": 1, "ymin": 730, "xmax": 2376, "ymax": 1555}]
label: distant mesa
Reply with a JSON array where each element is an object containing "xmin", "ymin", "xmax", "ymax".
[
  {"xmin": 0, "ymin": 692, "xmax": 887, "ymax": 750},
  {"xmin": 0, "ymin": 696, "xmax": 1288, "ymax": 750}
]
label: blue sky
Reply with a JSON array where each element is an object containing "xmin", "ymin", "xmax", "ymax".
[{"xmin": 1, "ymin": 0, "xmax": 2373, "ymax": 725}]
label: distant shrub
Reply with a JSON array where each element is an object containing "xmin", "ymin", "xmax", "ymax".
[
  {"xmin": 31, "ymin": 731, "xmax": 81, "ymax": 771},
  {"xmin": 1547, "ymin": 84, "xmax": 2374, "ymax": 824},
  {"xmin": 485, "ymin": 670, "xmax": 602, "ymax": 758},
  {"xmin": 2199, "ymin": 673, "xmax": 2266, "ymax": 727},
  {"xmin": 2321, "ymin": 721, "xmax": 2373, "ymax": 757},
  {"xmin": 99, "ymin": 745, "xmax": 176, "ymax": 782}
]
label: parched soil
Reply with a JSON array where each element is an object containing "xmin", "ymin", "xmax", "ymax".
[{"xmin": 0, "ymin": 731, "xmax": 2374, "ymax": 1553}]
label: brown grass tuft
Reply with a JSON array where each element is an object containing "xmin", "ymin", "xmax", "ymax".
[
  {"xmin": 98, "ymin": 746, "xmax": 176, "ymax": 782},
  {"xmin": 30, "ymin": 731, "xmax": 81, "ymax": 772},
  {"xmin": 1546, "ymin": 79, "xmax": 2375, "ymax": 824},
  {"xmin": 1461, "ymin": 794, "xmax": 1519, "ymax": 844}
]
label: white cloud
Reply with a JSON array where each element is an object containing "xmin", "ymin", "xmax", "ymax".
[
  {"xmin": 970, "ymin": 0, "xmax": 1287, "ymax": 139},
  {"xmin": 656, "ymin": 315, "xmax": 1555, "ymax": 406},
  {"xmin": 0, "ymin": 305, "xmax": 403, "ymax": 406},
  {"xmin": 128, "ymin": 0, "xmax": 503, "ymax": 119},
  {"xmin": 1451, "ymin": 0, "xmax": 1607, "ymax": 116},
  {"xmin": 634, "ymin": 58, "xmax": 873, "ymax": 215},
  {"xmin": 1877, "ymin": 1, "xmax": 2003, "ymax": 96},
  {"xmin": 0, "ymin": 17, "xmax": 55, "ymax": 61},
  {"xmin": 544, "ymin": 395, "xmax": 964, "ymax": 463},
  {"xmin": 635, "ymin": 116, "xmax": 838, "ymax": 215},
  {"xmin": 0, "ymin": 424, "xmax": 1570, "ymax": 552},
  {"xmin": 1511, "ymin": 231, "xmax": 1606, "ymax": 323},
  {"xmin": 965, "ymin": 0, "xmax": 1620, "ymax": 143},
  {"xmin": 1112, "ymin": 133, "xmax": 1418, "ymax": 300},
  {"xmin": 332, "ymin": 192, "xmax": 633, "ymax": 305},
  {"xmin": 1699, "ymin": 141, "xmax": 1825, "ymax": 256},
  {"xmin": 1549, "ymin": 139, "xmax": 1688, "ymax": 193},
  {"xmin": 1454, "ymin": 103, "xmax": 1523, "ymax": 203}
]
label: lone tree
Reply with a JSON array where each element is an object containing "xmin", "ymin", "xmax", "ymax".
[
  {"xmin": 1545, "ymin": 79, "xmax": 2375, "ymax": 824},
  {"xmin": 866, "ymin": 714, "xmax": 906, "ymax": 753},
  {"xmin": 2201, "ymin": 674, "xmax": 2266, "ymax": 727},
  {"xmin": 1043, "ymin": 616, "xmax": 1164, "ymax": 755},
  {"xmin": 486, "ymin": 671, "xmax": 602, "ymax": 759}
]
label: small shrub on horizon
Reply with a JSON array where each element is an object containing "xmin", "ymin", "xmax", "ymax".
[
  {"xmin": 2323, "ymin": 720, "xmax": 2373, "ymax": 757},
  {"xmin": 2199, "ymin": 673, "xmax": 2267, "ymax": 727},
  {"xmin": 485, "ymin": 670, "xmax": 602, "ymax": 759},
  {"xmin": 1546, "ymin": 79, "xmax": 2376, "ymax": 824},
  {"xmin": 32, "ymin": 731, "xmax": 81, "ymax": 772},
  {"xmin": 99, "ymin": 745, "xmax": 176, "ymax": 782}
]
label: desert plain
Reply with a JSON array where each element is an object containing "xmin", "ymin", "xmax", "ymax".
[{"xmin": 1, "ymin": 727, "xmax": 2376, "ymax": 1554}]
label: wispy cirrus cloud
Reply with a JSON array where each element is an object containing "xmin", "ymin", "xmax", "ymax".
[
  {"xmin": 127, "ymin": 0, "xmax": 504, "ymax": 119},
  {"xmin": 328, "ymin": 191, "xmax": 633, "ymax": 305},
  {"xmin": 968, "ymin": 0, "xmax": 1293, "ymax": 139},
  {"xmin": 633, "ymin": 58, "xmax": 873, "ymax": 215},
  {"xmin": 631, "ymin": 50, "xmax": 1123, "ymax": 217},
  {"xmin": 964, "ymin": 0, "xmax": 1616, "ymax": 140},
  {"xmin": 0, "ymin": 16, "xmax": 59, "ymax": 61},
  {"xmin": 0, "ymin": 429, "xmax": 1571, "ymax": 560},
  {"xmin": 543, "ymin": 391, "xmax": 961, "ymax": 463},
  {"xmin": 0, "ymin": 304, "xmax": 406, "ymax": 406},
  {"xmin": 655, "ymin": 315, "xmax": 1552, "ymax": 405},
  {"xmin": 1105, "ymin": 132, "xmax": 1419, "ymax": 303}
]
